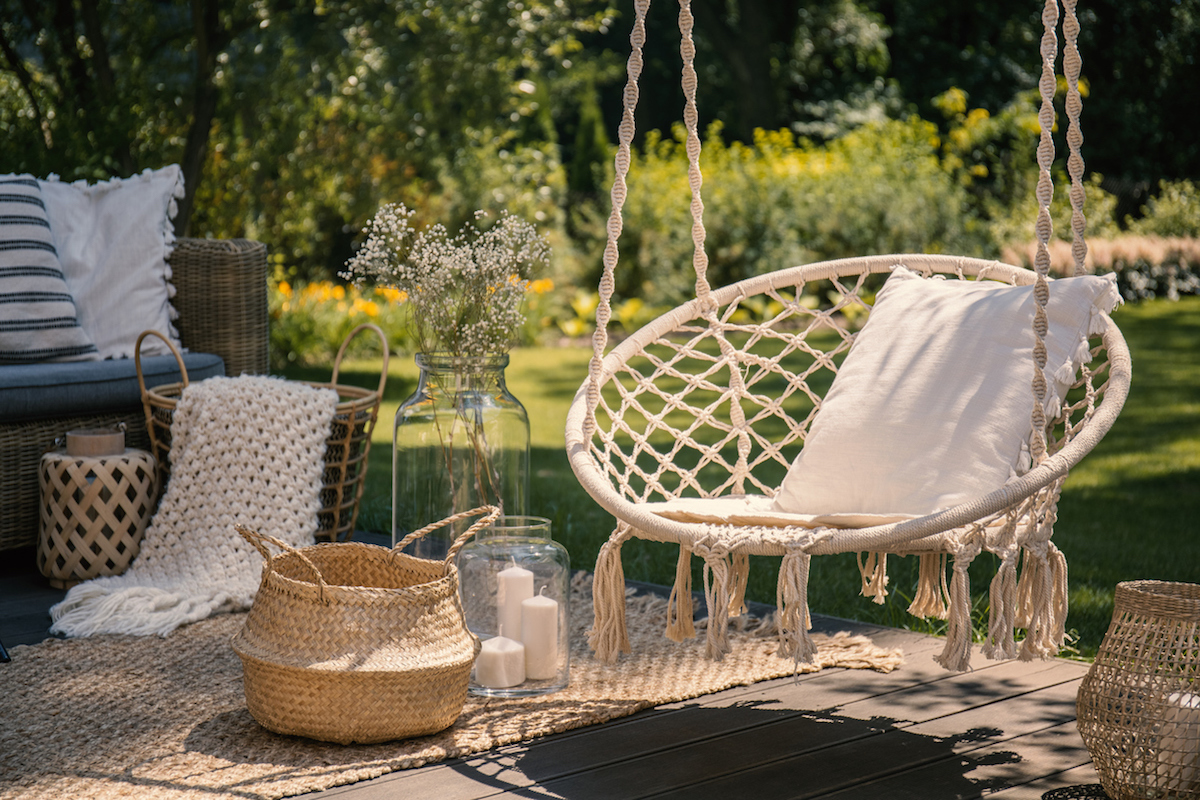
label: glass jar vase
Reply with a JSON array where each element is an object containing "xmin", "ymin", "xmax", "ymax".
[
  {"xmin": 456, "ymin": 516, "xmax": 570, "ymax": 697},
  {"xmin": 393, "ymin": 353, "xmax": 530, "ymax": 561}
]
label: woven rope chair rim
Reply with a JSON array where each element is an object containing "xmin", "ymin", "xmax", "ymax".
[{"xmin": 565, "ymin": 253, "xmax": 1132, "ymax": 557}]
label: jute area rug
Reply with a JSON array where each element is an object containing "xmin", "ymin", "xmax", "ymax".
[{"xmin": 1, "ymin": 573, "xmax": 903, "ymax": 800}]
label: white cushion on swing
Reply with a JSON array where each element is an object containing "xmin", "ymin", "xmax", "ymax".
[
  {"xmin": 646, "ymin": 494, "xmax": 913, "ymax": 530},
  {"xmin": 773, "ymin": 265, "xmax": 1121, "ymax": 518}
]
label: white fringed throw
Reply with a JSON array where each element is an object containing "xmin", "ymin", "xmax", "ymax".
[{"xmin": 50, "ymin": 375, "xmax": 338, "ymax": 637}]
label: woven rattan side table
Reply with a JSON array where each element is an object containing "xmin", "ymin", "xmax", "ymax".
[{"xmin": 37, "ymin": 435, "xmax": 157, "ymax": 589}]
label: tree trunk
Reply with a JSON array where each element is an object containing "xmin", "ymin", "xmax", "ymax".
[
  {"xmin": 175, "ymin": 0, "xmax": 222, "ymax": 237},
  {"xmin": 694, "ymin": 0, "xmax": 801, "ymax": 140}
]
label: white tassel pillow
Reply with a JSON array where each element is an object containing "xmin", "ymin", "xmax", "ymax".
[
  {"xmin": 772, "ymin": 265, "xmax": 1121, "ymax": 519},
  {"xmin": 40, "ymin": 165, "xmax": 185, "ymax": 360}
]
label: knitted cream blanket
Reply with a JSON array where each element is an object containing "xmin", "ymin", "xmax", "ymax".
[{"xmin": 50, "ymin": 375, "xmax": 339, "ymax": 637}]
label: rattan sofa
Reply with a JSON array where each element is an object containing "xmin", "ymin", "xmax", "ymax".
[{"xmin": 0, "ymin": 237, "xmax": 268, "ymax": 552}]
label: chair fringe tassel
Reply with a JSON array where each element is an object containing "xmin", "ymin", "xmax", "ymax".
[
  {"xmin": 1016, "ymin": 542, "xmax": 1069, "ymax": 661},
  {"xmin": 934, "ymin": 540, "xmax": 983, "ymax": 672},
  {"xmin": 588, "ymin": 526, "xmax": 633, "ymax": 663},
  {"xmin": 729, "ymin": 550, "xmax": 750, "ymax": 618},
  {"xmin": 981, "ymin": 547, "xmax": 1021, "ymax": 660},
  {"xmin": 776, "ymin": 548, "xmax": 817, "ymax": 664},
  {"xmin": 857, "ymin": 551, "xmax": 889, "ymax": 604},
  {"xmin": 697, "ymin": 545, "xmax": 733, "ymax": 660},
  {"xmin": 907, "ymin": 553, "xmax": 950, "ymax": 620},
  {"xmin": 665, "ymin": 545, "xmax": 696, "ymax": 642},
  {"xmin": 591, "ymin": 524, "xmax": 1068, "ymax": 671}
]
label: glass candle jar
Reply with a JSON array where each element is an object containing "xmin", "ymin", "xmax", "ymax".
[{"xmin": 456, "ymin": 516, "xmax": 570, "ymax": 697}]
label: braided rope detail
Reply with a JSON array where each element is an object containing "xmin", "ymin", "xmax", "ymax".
[
  {"xmin": 585, "ymin": 0, "xmax": 650, "ymax": 441},
  {"xmin": 678, "ymin": 0, "xmax": 711, "ymax": 307},
  {"xmin": 1029, "ymin": 0, "xmax": 1060, "ymax": 466},
  {"xmin": 676, "ymin": 0, "xmax": 753, "ymax": 492},
  {"xmin": 1062, "ymin": 0, "xmax": 1088, "ymax": 276}
]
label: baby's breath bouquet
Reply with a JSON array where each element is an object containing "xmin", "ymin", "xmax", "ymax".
[
  {"xmin": 344, "ymin": 204, "xmax": 551, "ymax": 558},
  {"xmin": 342, "ymin": 204, "xmax": 550, "ymax": 357}
]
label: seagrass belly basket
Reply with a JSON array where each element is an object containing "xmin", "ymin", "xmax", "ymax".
[{"xmin": 231, "ymin": 507, "xmax": 499, "ymax": 744}]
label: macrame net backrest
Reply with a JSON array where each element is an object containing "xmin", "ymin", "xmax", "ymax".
[{"xmin": 565, "ymin": 0, "xmax": 1131, "ymax": 672}]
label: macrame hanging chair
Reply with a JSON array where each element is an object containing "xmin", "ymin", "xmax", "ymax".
[{"xmin": 565, "ymin": 0, "xmax": 1132, "ymax": 672}]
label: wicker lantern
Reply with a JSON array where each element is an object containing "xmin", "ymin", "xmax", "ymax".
[{"xmin": 1077, "ymin": 580, "xmax": 1200, "ymax": 800}]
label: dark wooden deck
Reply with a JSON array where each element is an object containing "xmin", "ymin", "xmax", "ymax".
[{"xmin": 1, "ymin": 542, "xmax": 1108, "ymax": 800}]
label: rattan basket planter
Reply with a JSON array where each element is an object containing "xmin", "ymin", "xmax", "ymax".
[
  {"xmin": 231, "ymin": 507, "xmax": 499, "ymax": 745},
  {"xmin": 136, "ymin": 323, "xmax": 387, "ymax": 543},
  {"xmin": 1077, "ymin": 580, "xmax": 1200, "ymax": 800}
]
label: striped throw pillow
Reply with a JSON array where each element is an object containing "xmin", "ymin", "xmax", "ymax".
[{"xmin": 0, "ymin": 175, "xmax": 98, "ymax": 363}]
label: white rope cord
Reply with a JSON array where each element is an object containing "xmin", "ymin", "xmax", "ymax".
[
  {"xmin": 1063, "ymin": 0, "xmax": 1088, "ymax": 277},
  {"xmin": 1016, "ymin": 0, "xmax": 1086, "ymax": 666},
  {"xmin": 1029, "ymin": 0, "xmax": 1060, "ymax": 467},
  {"xmin": 678, "ymin": 1, "xmax": 710, "ymax": 307},
  {"xmin": 584, "ymin": 0, "xmax": 649, "ymax": 442},
  {"xmin": 676, "ymin": 0, "xmax": 755, "ymax": 493}
]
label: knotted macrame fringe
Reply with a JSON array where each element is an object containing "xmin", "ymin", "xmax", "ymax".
[
  {"xmin": 907, "ymin": 552, "xmax": 949, "ymax": 619},
  {"xmin": 776, "ymin": 548, "xmax": 817, "ymax": 665},
  {"xmin": 1016, "ymin": 542, "xmax": 1069, "ymax": 661},
  {"xmin": 665, "ymin": 545, "xmax": 696, "ymax": 642},
  {"xmin": 934, "ymin": 541, "xmax": 982, "ymax": 672},
  {"xmin": 981, "ymin": 547, "xmax": 1021, "ymax": 660},
  {"xmin": 728, "ymin": 550, "xmax": 750, "ymax": 618},
  {"xmin": 698, "ymin": 547, "xmax": 733, "ymax": 660},
  {"xmin": 588, "ymin": 529, "xmax": 632, "ymax": 663},
  {"xmin": 857, "ymin": 551, "xmax": 889, "ymax": 604}
]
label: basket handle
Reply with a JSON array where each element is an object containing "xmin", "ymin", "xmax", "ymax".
[
  {"xmin": 234, "ymin": 524, "xmax": 329, "ymax": 596},
  {"xmin": 393, "ymin": 505, "xmax": 502, "ymax": 566},
  {"xmin": 135, "ymin": 329, "xmax": 190, "ymax": 398},
  {"xmin": 331, "ymin": 323, "xmax": 390, "ymax": 398}
]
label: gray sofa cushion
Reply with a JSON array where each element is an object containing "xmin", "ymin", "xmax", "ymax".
[{"xmin": 0, "ymin": 352, "xmax": 225, "ymax": 423}]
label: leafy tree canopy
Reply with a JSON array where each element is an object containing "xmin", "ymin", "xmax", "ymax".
[{"xmin": 2, "ymin": 0, "xmax": 1195, "ymax": 282}]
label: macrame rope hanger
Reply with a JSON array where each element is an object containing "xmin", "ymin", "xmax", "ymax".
[
  {"xmin": 590, "ymin": 0, "xmax": 1089, "ymax": 447},
  {"xmin": 568, "ymin": 0, "xmax": 1130, "ymax": 673}
]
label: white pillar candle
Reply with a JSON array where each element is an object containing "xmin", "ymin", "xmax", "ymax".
[
  {"xmin": 1158, "ymin": 692, "xmax": 1200, "ymax": 786},
  {"xmin": 497, "ymin": 562, "xmax": 534, "ymax": 641},
  {"xmin": 521, "ymin": 590, "xmax": 559, "ymax": 680},
  {"xmin": 474, "ymin": 636, "xmax": 526, "ymax": 689}
]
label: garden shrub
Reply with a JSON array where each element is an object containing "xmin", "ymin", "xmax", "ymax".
[
  {"xmin": 270, "ymin": 277, "xmax": 563, "ymax": 366},
  {"xmin": 999, "ymin": 181, "xmax": 1200, "ymax": 301},
  {"xmin": 606, "ymin": 118, "xmax": 992, "ymax": 309},
  {"xmin": 1002, "ymin": 235, "xmax": 1200, "ymax": 301},
  {"xmin": 1125, "ymin": 179, "xmax": 1200, "ymax": 238},
  {"xmin": 269, "ymin": 280, "xmax": 411, "ymax": 369}
]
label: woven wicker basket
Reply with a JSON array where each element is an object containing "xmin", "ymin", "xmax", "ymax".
[
  {"xmin": 231, "ymin": 506, "xmax": 500, "ymax": 744},
  {"xmin": 1077, "ymin": 580, "xmax": 1200, "ymax": 800},
  {"xmin": 136, "ymin": 323, "xmax": 387, "ymax": 543}
]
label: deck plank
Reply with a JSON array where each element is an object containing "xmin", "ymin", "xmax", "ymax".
[
  {"xmin": 628, "ymin": 679, "xmax": 1089, "ymax": 800},
  {"xmin": 817, "ymin": 722, "xmax": 1097, "ymax": 800},
  {"xmin": 987, "ymin": 764, "xmax": 1107, "ymax": 797},
  {"xmin": 506, "ymin": 661, "xmax": 1089, "ymax": 800},
  {"xmin": 306, "ymin": 635, "xmax": 1093, "ymax": 800},
  {"xmin": 0, "ymin": 545, "xmax": 66, "ymax": 647}
]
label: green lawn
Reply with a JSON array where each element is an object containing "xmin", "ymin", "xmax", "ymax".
[{"xmin": 286, "ymin": 295, "xmax": 1200, "ymax": 659}]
